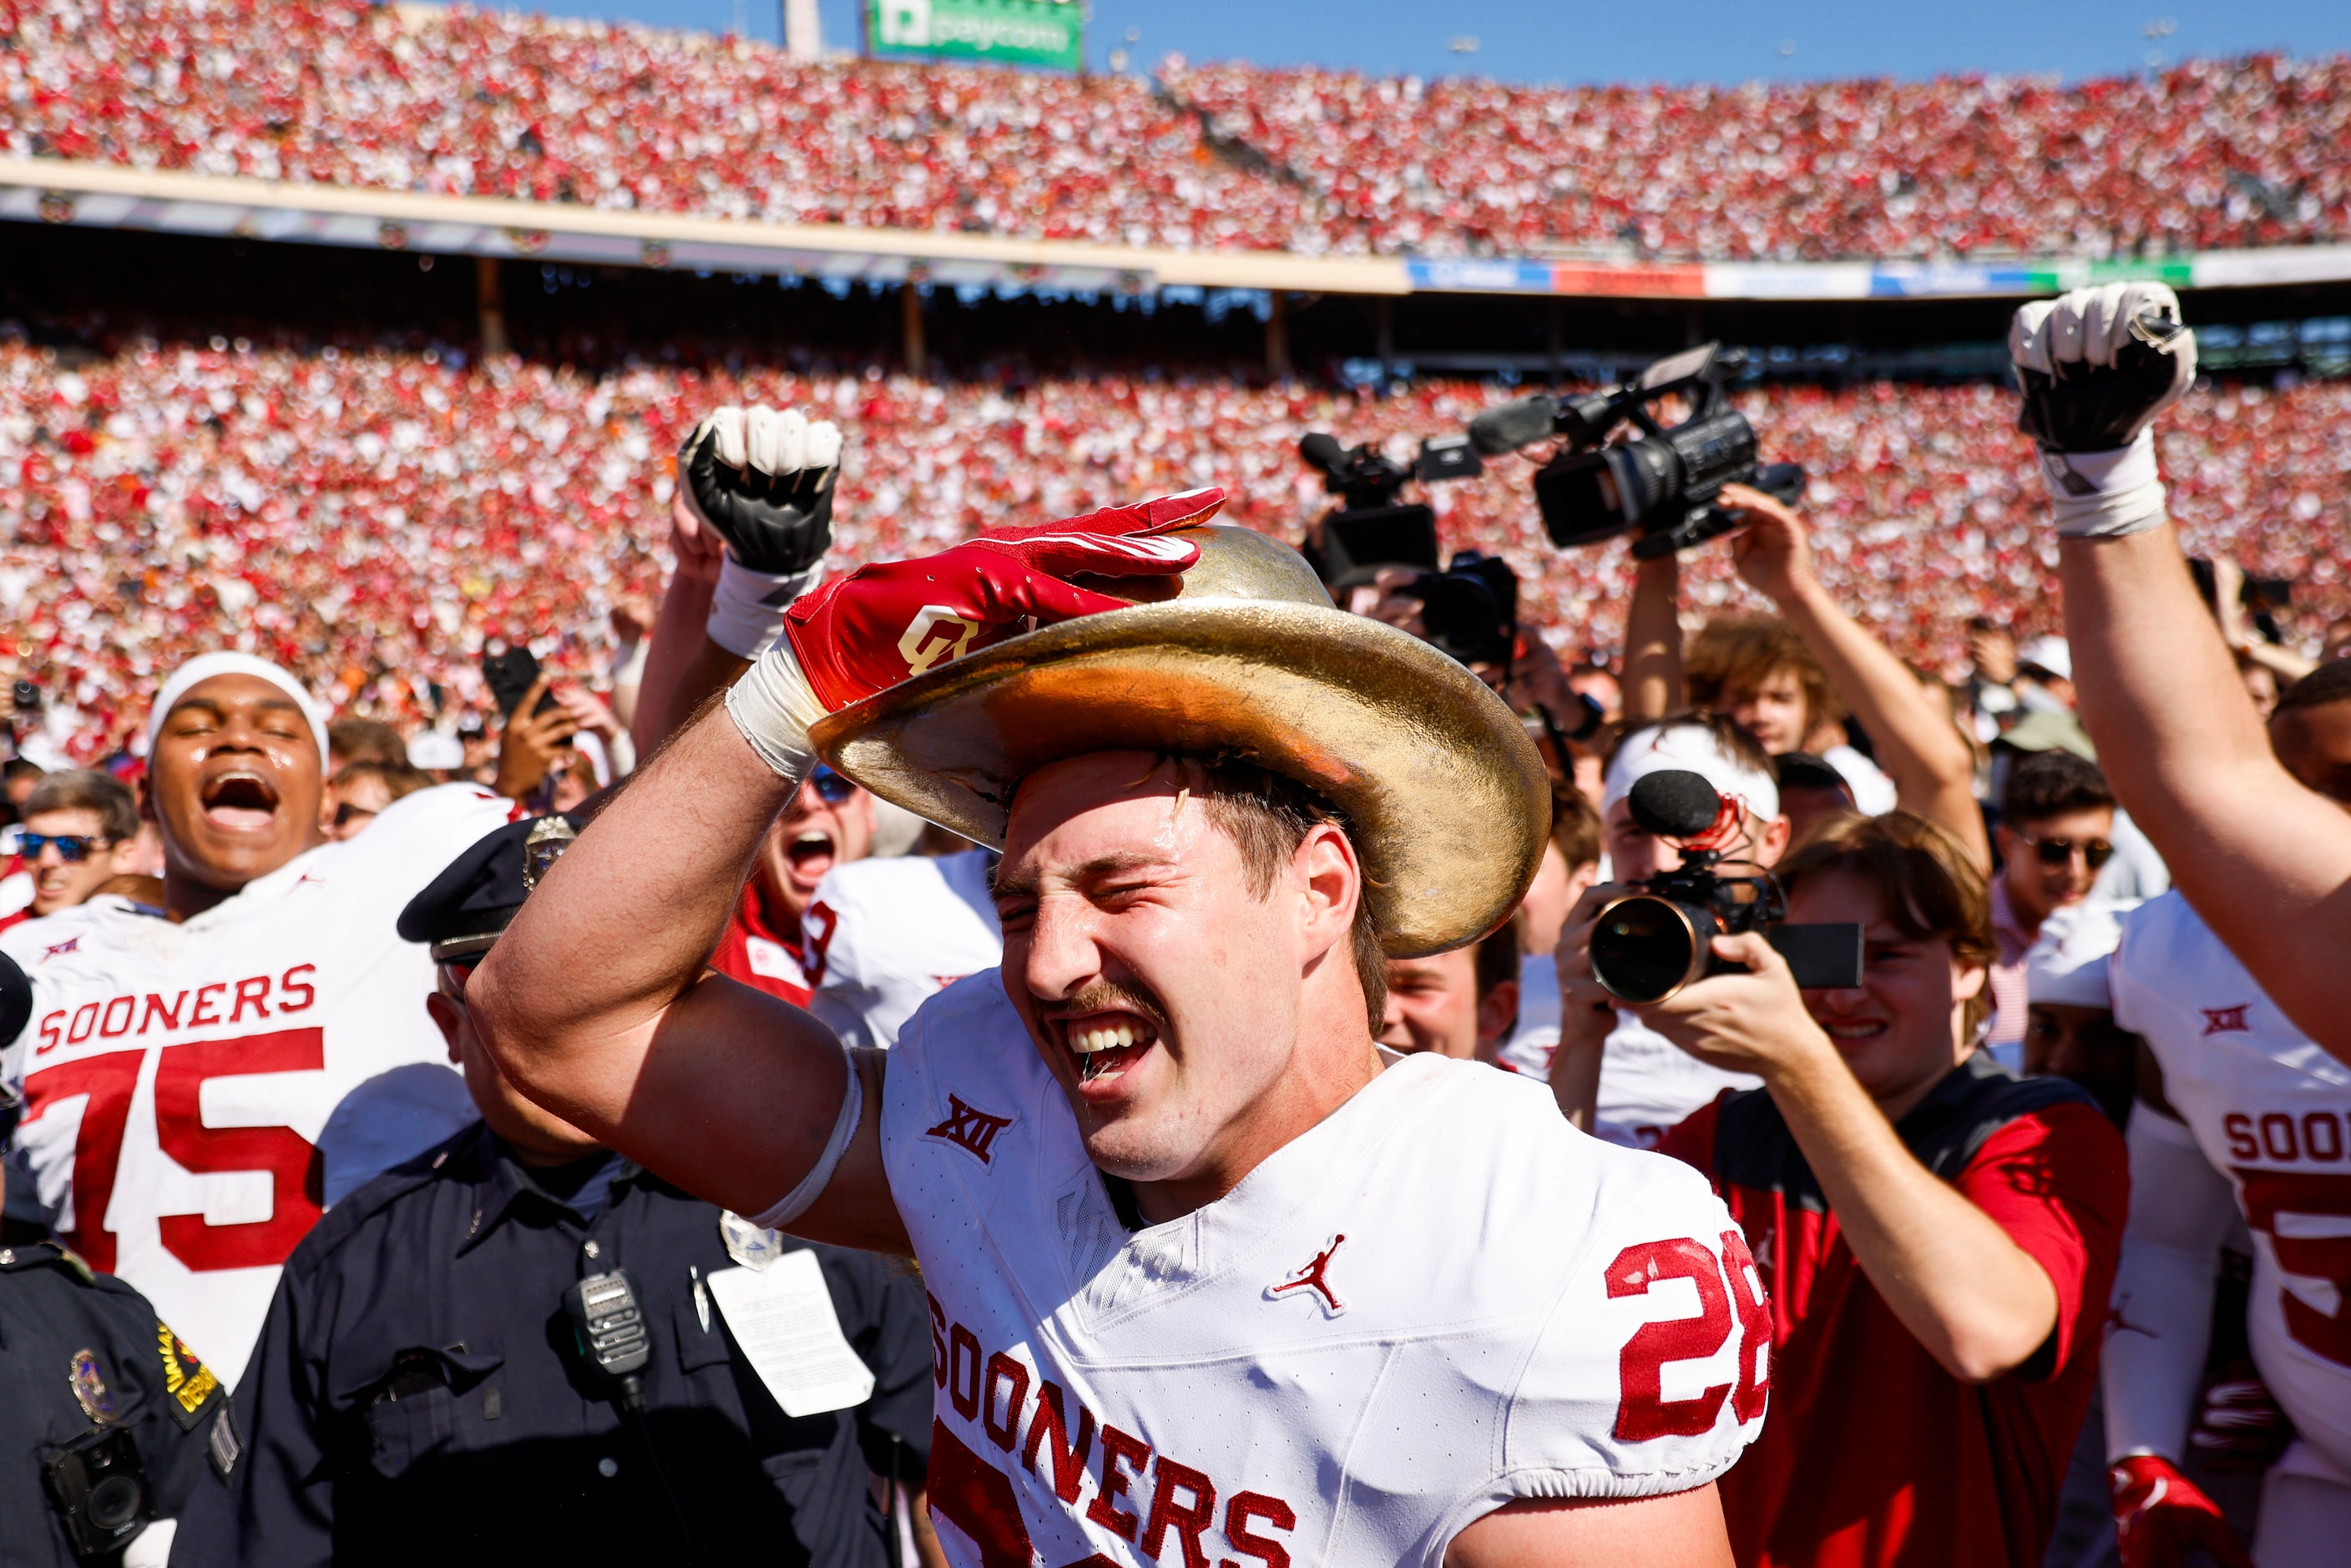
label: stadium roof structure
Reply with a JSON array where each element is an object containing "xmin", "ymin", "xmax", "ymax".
[{"xmin": 8, "ymin": 157, "xmax": 2351, "ymax": 304}]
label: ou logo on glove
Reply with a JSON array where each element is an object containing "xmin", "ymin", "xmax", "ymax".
[{"xmin": 898, "ymin": 606, "xmax": 983, "ymax": 675}]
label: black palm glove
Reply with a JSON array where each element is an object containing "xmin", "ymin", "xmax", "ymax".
[
  {"xmin": 2010, "ymin": 282, "xmax": 2197, "ymax": 453},
  {"xmin": 680, "ymin": 406, "xmax": 843, "ymax": 576}
]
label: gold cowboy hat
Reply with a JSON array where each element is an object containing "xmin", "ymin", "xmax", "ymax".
[{"xmin": 808, "ymin": 526, "xmax": 1550, "ymax": 957}]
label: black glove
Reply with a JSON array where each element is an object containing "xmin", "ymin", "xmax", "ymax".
[
  {"xmin": 2009, "ymin": 282, "xmax": 2197, "ymax": 453},
  {"xmin": 680, "ymin": 406, "xmax": 842, "ymax": 576}
]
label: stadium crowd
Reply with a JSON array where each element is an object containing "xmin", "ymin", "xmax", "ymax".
[
  {"xmin": 1, "ymin": 331, "xmax": 2345, "ymax": 762},
  {"xmin": 3, "ymin": 0, "xmax": 2348, "ymax": 260},
  {"xmin": 0, "ymin": 265, "xmax": 2348, "ymax": 1568}
]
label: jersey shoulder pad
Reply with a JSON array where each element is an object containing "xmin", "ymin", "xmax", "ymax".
[{"xmin": 1503, "ymin": 1133, "xmax": 1761, "ymax": 1497}]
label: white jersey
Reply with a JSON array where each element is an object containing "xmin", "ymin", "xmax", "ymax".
[
  {"xmin": 2110, "ymin": 890, "xmax": 2351, "ymax": 1477},
  {"xmin": 0, "ymin": 783, "xmax": 518, "ymax": 1387},
  {"xmin": 1596, "ymin": 1012, "xmax": 1762, "ymax": 1150},
  {"xmin": 805, "ymin": 848, "xmax": 1002, "ymax": 1050},
  {"xmin": 882, "ymin": 975, "xmax": 1766, "ymax": 1566}
]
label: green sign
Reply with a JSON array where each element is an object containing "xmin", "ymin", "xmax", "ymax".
[{"xmin": 867, "ymin": 0, "xmax": 1084, "ymax": 72}]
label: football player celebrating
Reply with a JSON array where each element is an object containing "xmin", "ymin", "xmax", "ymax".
[
  {"xmin": 2008, "ymin": 285, "xmax": 2351, "ymax": 1560},
  {"xmin": 1, "ymin": 654, "xmax": 517, "ymax": 1385},
  {"xmin": 475, "ymin": 503, "xmax": 1767, "ymax": 1565}
]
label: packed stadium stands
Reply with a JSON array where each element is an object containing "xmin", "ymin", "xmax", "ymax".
[
  {"xmin": 3, "ymin": 327, "xmax": 2345, "ymax": 761},
  {"xmin": 4, "ymin": 0, "xmax": 2345, "ymax": 261}
]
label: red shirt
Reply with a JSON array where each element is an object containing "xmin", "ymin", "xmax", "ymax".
[
  {"xmin": 1657, "ymin": 1055, "xmax": 2127, "ymax": 1568},
  {"xmin": 707, "ymin": 874, "xmax": 814, "ymax": 1006}
]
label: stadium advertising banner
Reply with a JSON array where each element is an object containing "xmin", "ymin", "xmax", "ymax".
[{"xmin": 868, "ymin": 0, "xmax": 1083, "ymax": 72}]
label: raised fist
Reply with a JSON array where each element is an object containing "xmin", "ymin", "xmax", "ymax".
[
  {"xmin": 782, "ymin": 488, "xmax": 1225, "ymax": 711},
  {"xmin": 2010, "ymin": 282, "xmax": 2197, "ymax": 454},
  {"xmin": 680, "ymin": 405, "xmax": 844, "ymax": 577}
]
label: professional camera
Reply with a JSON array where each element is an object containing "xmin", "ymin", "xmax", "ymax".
[
  {"xmin": 1296, "ymin": 432, "xmax": 1514, "ymax": 667},
  {"xmin": 1590, "ymin": 769, "xmax": 1863, "ymax": 1004},
  {"xmin": 1467, "ymin": 343, "xmax": 1803, "ymax": 559}
]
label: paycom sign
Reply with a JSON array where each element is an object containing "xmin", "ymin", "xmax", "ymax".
[{"xmin": 869, "ymin": 0, "xmax": 1084, "ymax": 72}]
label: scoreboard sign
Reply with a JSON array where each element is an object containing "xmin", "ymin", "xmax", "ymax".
[{"xmin": 868, "ymin": 0, "xmax": 1084, "ymax": 73}]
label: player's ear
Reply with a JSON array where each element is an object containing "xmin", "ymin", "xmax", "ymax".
[{"xmin": 1293, "ymin": 821, "xmax": 1359, "ymax": 959}]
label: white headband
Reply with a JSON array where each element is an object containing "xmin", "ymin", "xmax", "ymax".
[
  {"xmin": 147, "ymin": 652, "xmax": 330, "ymax": 764},
  {"xmin": 1604, "ymin": 721, "xmax": 1781, "ymax": 825}
]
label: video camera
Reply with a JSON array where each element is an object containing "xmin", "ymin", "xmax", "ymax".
[
  {"xmin": 1467, "ymin": 343, "xmax": 1804, "ymax": 559},
  {"xmin": 1590, "ymin": 769, "xmax": 1863, "ymax": 1004},
  {"xmin": 1297, "ymin": 431, "xmax": 1515, "ymax": 669}
]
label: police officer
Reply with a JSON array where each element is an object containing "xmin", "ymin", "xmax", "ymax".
[
  {"xmin": 2, "ymin": 952, "xmax": 232, "ymax": 1568},
  {"xmin": 171, "ymin": 817, "xmax": 938, "ymax": 1567}
]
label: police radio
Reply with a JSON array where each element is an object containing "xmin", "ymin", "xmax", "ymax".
[{"xmin": 563, "ymin": 1270, "xmax": 651, "ymax": 1411}]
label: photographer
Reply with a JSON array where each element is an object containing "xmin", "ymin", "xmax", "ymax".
[
  {"xmin": 1622, "ymin": 485, "xmax": 1990, "ymax": 870},
  {"xmin": 1550, "ymin": 715, "xmax": 1784, "ymax": 1145},
  {"xmin": 1555, "ymin": 811, "xmax": 2127, "ymax": 1566}
]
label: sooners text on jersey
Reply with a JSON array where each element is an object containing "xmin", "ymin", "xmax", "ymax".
[
  {"xmin": 2111, "ymin": 890, "xmax": 2351, "ymax": 1477},
  {"xmin": 883, "ymin": 975, "xmax": 1767, "ymax": 1567}
]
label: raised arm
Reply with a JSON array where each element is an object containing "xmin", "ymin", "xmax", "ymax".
[
  {"xmin": 469, "ymin": 488, "xmax": 1224, "ymax": 1249},
  {"xmin": 1620, "ymin": 554, "xmax": 1685, "ymax": 726},
  {"xmin": 1722, "ymin": 485, "xmax": 1990, "ymax": 867},
  {"xmin": 640, "ymin": 405, "xmax": 844, "ymax": 753},
  {"xmin": 2015, "ymin": 286, "xmax": 2351, "ymax": 1060}
]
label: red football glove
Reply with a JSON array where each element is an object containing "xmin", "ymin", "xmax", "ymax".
[
  {"xmin": 782, "ymin": 488, "xmax": 1223, "ymax": 710},
  {"xmin": 2111, "ymin": 1454, "xmax": 2252, "ymax": 1568}
]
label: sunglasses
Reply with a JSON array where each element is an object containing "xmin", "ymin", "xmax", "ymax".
[
  {"xmin": 2022, "ymin": 834, "xmax": 2114, "ymax": 871},
  {"xmin": 20, "ymin": 832, "xmax": 112, "ymax": 863},
  {"xmin": 809, "ymin": 766, "xmax": 856, "ymax": 805},
  {"xmin": 333, "ymin": 802, "xmax": 377, "ymax": 828}
]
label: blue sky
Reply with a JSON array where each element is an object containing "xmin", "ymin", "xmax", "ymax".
[{"xmin": 547, "ymin": 0, "xmax": 2350, "ymax": 85}]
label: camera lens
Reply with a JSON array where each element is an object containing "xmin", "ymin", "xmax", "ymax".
[
  {"xmin": 88, "ymin": 1474, "xmax": 143, "ymax": 1532},
  {"xmin": 1590, "ymin": 894, "xmax": 1712, "ymax": 1004}
]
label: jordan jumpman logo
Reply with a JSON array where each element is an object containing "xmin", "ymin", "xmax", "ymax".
[{"xmin": 1267, "ymin": 1234, "xmax": 1348, "ymax": 1318}]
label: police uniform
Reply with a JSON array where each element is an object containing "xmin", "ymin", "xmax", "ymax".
[
  {"xmin": 169, "ymin": 817, "xmax": 934, "ymax": 1568},
  {"xmin": 3, "ymin": 1202, "xmax": 233, "ymax": 1568}
]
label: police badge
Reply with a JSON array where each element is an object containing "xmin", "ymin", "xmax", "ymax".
[{"xmin": 68, "ymin": 1349, "xmax": 117, "ymax": 1424}]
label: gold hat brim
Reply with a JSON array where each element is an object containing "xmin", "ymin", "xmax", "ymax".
[{"xmin": 806, "ymin": 529, "xmax": 1550, "ymax": 957}]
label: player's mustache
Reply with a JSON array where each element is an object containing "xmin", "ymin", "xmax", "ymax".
[{"xmin": 1038, "ymin": 979, "xmax": 1170, "ymax": 1035}]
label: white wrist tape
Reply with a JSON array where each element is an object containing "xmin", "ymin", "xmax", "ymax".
[
  {"xmin": 724, "ymin": 637, "xmax": 828, "ymax": 781},
  {"xmin": 747, "ymin": 1044, "xmax": 865, "ymax": 1231},
  {"xmin": 706, "ymin": 558, "xmax": 824, "ymax": 660},
  {"xmin": 2036, "ymin": 430, "xmax": 2169, "ymax": 539}
]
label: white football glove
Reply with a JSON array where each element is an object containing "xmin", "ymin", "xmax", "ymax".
[{"xmin": 2009, "ymin": 283, "xmax": 2197, "ymax": 539}]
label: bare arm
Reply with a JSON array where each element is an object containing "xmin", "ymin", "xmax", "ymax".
[
  {"xmin": 1619, "ymin": 554, "xmax": 1684, "ymax": 726},
  {"xmin": 469, "ymin": 701, "xmax": 906, "ymax": 1252},
  {"xmin": 2209, "ymin": 555, "xmax": 2318, "ymax": 687},
  {"xmin": 1723, "ymin": 484, "xmax": 1988, "ymax": 867},
  {"xmin": 629, "ymin": 493, "xmax": 729, "ymax": 759},
  {"xmin": 2062, "ymin": 523, "xmax": 2351, "ymax": 1060},
  {"xmin": 1640, "ymin": 934, "xmax": 2060, "ymax": 1381},
  {"xmin": 1446, "ymin": 1486, "xmax": 1731, "ymax": 1568},
  {"xmin": 1549, "ymin": 882, "xmax": 1627, "ymax": 1132}
]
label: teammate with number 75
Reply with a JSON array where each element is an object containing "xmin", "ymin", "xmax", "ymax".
[{"xmin": 1, "ymin": 654, "xmax": 523, "ymax": 1389}]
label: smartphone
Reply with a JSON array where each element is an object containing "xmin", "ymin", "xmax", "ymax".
[{"xmin": 482, "ymin": 646, "xmax": 559, "ymax": 720}]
